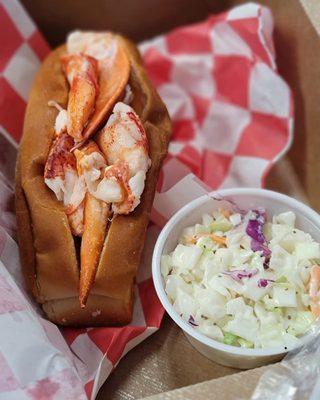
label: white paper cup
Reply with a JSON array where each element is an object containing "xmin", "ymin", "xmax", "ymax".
[{"xmin": 152, "ymin": 188, "xmax": 320, "ymax": 369}]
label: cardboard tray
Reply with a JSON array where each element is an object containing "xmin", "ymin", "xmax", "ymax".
[{"xmin": 20, "ymin": 0, "xmax": 320, "ymax": 398}]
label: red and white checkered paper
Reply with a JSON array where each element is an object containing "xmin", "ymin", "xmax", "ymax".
[{"xmin": 0, "ymin": 0, "xmax": 293, "ymax": 398}]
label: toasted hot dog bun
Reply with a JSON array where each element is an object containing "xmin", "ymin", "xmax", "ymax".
[{"xmin": 15, "ymin": 36, "xmax": 171, "ymax": 326}]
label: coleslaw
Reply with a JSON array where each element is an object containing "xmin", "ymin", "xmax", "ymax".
[{"xmin": 161, "ymin": 208, "xmax": 320, "ymax": 349}]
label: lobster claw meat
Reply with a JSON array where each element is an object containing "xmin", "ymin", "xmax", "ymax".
[
  {"xmin": 63, "ymin": 32, "xmax": 131, "ymax": 147},
  {"xmin": 61, "ymin": 54, "xmax": 99, "ymax": 141}
]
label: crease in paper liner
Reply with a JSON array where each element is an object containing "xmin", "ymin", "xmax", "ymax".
[
  {"xmin": 151, "ymin": 173, "xmax": 211, "ymax": 227},
  {"xmin": 0, "ymin": 1, "xmax": 295, "ymax": 399}
]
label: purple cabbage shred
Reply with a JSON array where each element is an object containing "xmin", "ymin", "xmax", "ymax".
[
  {"xmin": 263, "ymin": 259, "xmax": 270, "ymax": 270},
  {"xmin": 246, "ymin": 209, "xmax": 271, "ymax": 259},
  {"xmin": 258, "ymin": 278, "xmax": 275, "ymax": 288},
  {"xmin": 222, "ymin": 268, "xmax": 258, "ymax": 283},
  {"xmin": 188, "ymin": 315, "xmax": 198, "ymax": 327}
]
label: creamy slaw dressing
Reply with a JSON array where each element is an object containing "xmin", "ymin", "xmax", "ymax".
[{"xmin": 162, "ymin": 208, "xmax": 319, "ymax": 349}]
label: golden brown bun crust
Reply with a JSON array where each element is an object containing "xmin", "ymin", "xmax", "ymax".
[{"xmin": 15, "ymin": 37, "xmax": 171, "ymax": 326}]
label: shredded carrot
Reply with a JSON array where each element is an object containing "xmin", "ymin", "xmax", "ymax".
[
  {"xmin": 311, "ymin": 303, "xmax": 320, "ymax": 318},
  {"xmin": 310, "ymin": 265, "xmax": 320, "ymax": 299},
  {"xmin": 186, "ymin": 236, "xmax": 197, "ymax": 245},
  {"xmin": 309, "ymin": 265, "xmax": 320, "ymax": 317},
  {"xmin": 185, "ymin": 232, "xmax": 226, "ymax": 246},
  {"xmin": 221, "ymin": 208, "xmax": 231, "ymax": 218},
  {"xmin": 210, "ymin": 234, "xmax": 227, "ymax": 245}
]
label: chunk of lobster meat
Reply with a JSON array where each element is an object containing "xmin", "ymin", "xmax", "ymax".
[
  {"xmin": 79, "ymin": 193, "xmax": 110, "ymax": 307},
  {"xmin": 97, "ymin": 102, "xmax": 150, "ymax": 174},
  {"xmin": 44, "ymin": 132, "xmax": 76, "ymax": 198},
  {"xmin": 67, "ymin": 202, "xmax": 84, "ymax": 237},
  {"xmin": 44, "ymin": 132, "xmax": 84, "ymax": 236},
  {"xmin": 48, "ymin": 101, "xmax": 68, "ymax": 136},
  {"xmin": 74, "ymin": 140, "xmax": 106, "ymax": 192},
  {"xmin": 103, "ymin": 161, "xmax": 135, "ymax": 214},
  {"xmin": 99, "ymin": 161, "xmax": 147, "ymax": 215},
  {"xmin": 118, "ymin": 169, "xmax": 147, "ymax": 213},
  {"xmin": 73, "ymin": 123, "xmax": 149, "ymax": 215},
  {"xmin": 74, "ymin": 143, "xmax": 135, "ymax": 213},
  {"xmin": 67, "ymin": 31, "xmax": 115, "ymax": 60},
  {"xmin": 74, "ymin": 141, "xmax": 123, "ymax": 204},
  {"xmin": 61, "ymin": 53, "xmax": 99, "ymax": 141},
  {"xmin": 66, "ymin": 31, "xmax": 131, "ymax": 145},
  {"xmin": 97, "ymin": 102, "xmax": 151, "ymax": 213},
  {"xmin": 74, "ymin": 140, "xmax": 106, "ymax": 174}
]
